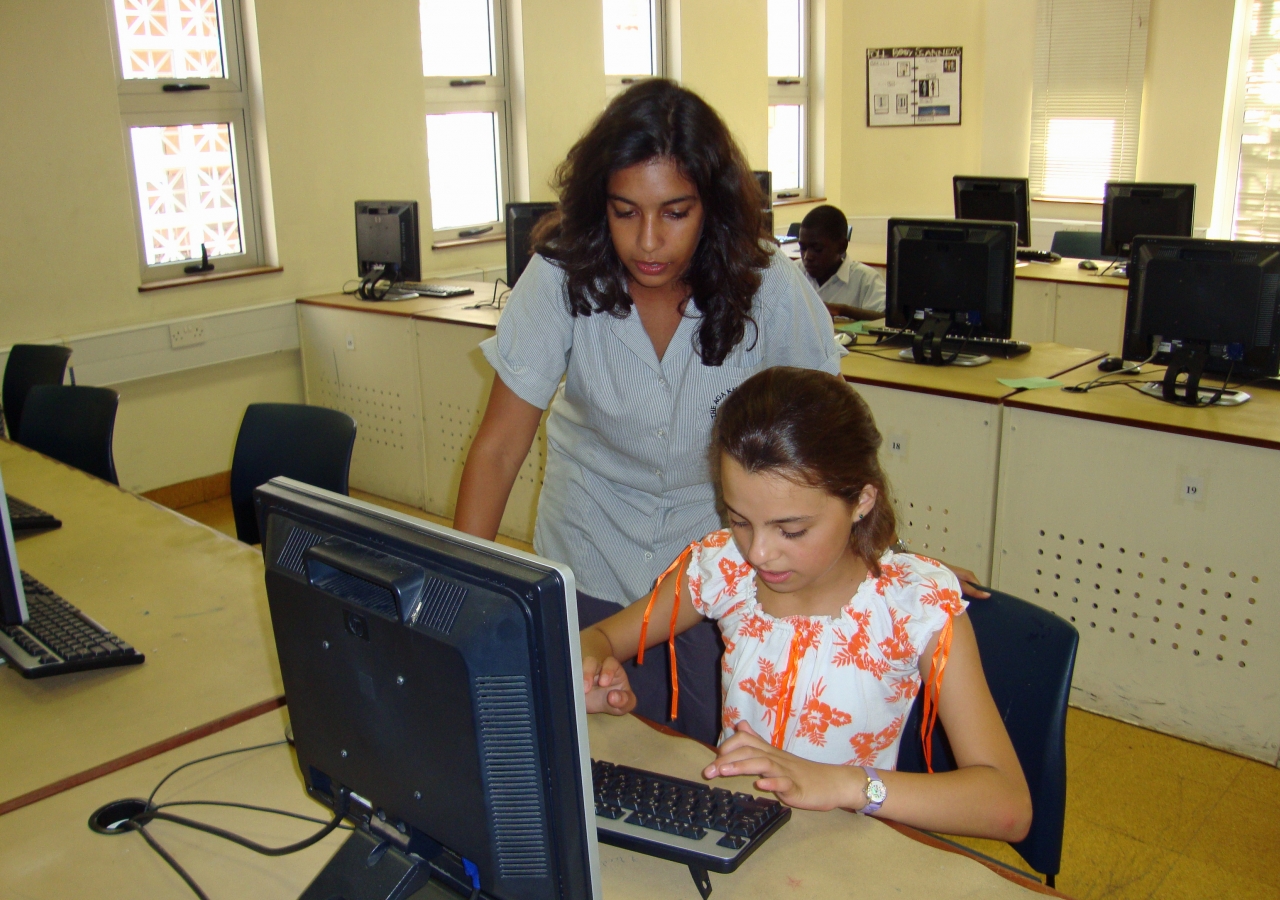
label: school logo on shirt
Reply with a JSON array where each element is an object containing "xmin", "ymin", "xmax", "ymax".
[{"xmin": 709, "ymin": 385, "xmax": 737, "ymax": 419}]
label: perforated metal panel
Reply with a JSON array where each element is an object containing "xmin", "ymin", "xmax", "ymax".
[
  {"xmin": 415, "ymin": 320, "xmax": 547, "ymax": 544},
  {"xmin": 993, "ymin": 406, "xmax": 1280, "ymax": 763},
  {"xmin": 298, "ymin": 305, "xmax": 426, "ymax": 507},
  {"xmin": 852, "ymin": 383, "xmax": 1002, "ymax": 582}
]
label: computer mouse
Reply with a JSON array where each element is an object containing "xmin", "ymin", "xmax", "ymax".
[
  {"xmin": 1078, "ymin": 259, "xmax": 1099, "ymax": 271},
  {"xmin": 1097, "ymin": 356, "xmax": 1125, "ymax": 372}
]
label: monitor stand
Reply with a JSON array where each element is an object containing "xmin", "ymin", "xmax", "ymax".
[
  {"xmin": 1140, "ymin": 344, "xmax": 1251, "ymax": 406},
  {"xmin": 904, "ymin": 312, "xmax": 992, "ymax": 367},
  {"xmin": 300, "ymin": 828, "xmax": 439, "ymax": 900}
]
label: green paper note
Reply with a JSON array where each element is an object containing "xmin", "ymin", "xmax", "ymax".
[
  {"xmin": 997, "ymin": 377, "xmax": 1062, "ymax": 390},
  {"xmin": 835, "ymin": 321, "xmax": 869, "ymax": 335}
]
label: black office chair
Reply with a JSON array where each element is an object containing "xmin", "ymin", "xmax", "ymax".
[
  {"xmin": 2, "ymin": 343, "xmax": 73, "ymax": 440},
  {"xmin": 230, "ymin": 403, "xmax": 357, "ymax": 545},
  {"xmin": 18, "ymin": 385, "xmax": 120, "ymax": 485},
  {"xmin": 896, "ymin": 589, "xmax": 1079, "ymax": 888},
  {"xmin": 1050, "ymin": 230, "xmax": 1103, "ymax": 260}
]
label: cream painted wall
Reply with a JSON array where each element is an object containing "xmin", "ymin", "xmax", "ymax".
[
  {"xmin": 1137, "ymin": 0, "xmax": 1236, "ymax": 228},
  {"xmin": 979, "ymin": 0, "xmax": 1035, "ymax": 178},
  {"xmin": 674, "ymin": 0, "xmax": 769, "ymax": 167}
]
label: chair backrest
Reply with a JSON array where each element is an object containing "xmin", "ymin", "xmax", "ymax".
[
  {"xmin": 1050, "ymin": 230, "xmax": 1103, "ymax": 260},
  {"xmin": 3, "ymin": 344, "xmax": 72, "ymax": 440},
  {"xmin": 230, "ymin": 403, "xmax": 357, "ymax": 544},
  {"xmin": 895, "ymin": 590, "xmax": 1079, "ymax": 881},
  {"xmin": 18, "ymin": 385, "xmax": 120, "ymax": 485}
]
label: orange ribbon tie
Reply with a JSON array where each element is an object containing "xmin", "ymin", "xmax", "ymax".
[{"xmin": 636, "ymin": 544, "xmax": 694, "ymax": 721}]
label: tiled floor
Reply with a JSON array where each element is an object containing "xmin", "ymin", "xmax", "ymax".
[{"xmin": 172, "ymin": 491, "xmax": 1280, "ymax": 900}]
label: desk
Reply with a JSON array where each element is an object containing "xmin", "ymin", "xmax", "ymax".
[
  {"xmin": 0, "ymin": 706, "xmax": 1060, "ymax": 899},
  {"xmin": 839, "ymin": 342, "xmax": 1104, "ymax": 584},
  {"xmin": 0, "ymin": 440, "xmax": 283, "ymax": 814},
  {"xmin": 838, "ymin": 243, "xmax": 1130, "ymax": 355},
  {"xmin": 991, "ymin": 375, "xmax": 1280, "ymax": 763}
]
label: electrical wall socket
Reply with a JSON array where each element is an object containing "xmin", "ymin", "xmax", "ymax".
[{"xmin": 169, "ymin": 320, "xmax": 208, "ymax": 348}]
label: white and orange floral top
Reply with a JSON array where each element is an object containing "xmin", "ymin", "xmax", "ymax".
[{"xmin": 683, "ymin": 529, "xmax": 966, "ymax": 770}]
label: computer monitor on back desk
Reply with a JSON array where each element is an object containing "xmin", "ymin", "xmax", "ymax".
[
  {"xmin": 1101, "ymin": 183, "xmax": 1195, "ymax": 259},
  {"xmin": 953, "ymin": 177, "xmax": 1031, "ymax": 247}
]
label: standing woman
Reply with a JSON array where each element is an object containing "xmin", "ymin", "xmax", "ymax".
[{"xmin": 453, "ymin": 80, "xmax": 842, "ymax": 744}]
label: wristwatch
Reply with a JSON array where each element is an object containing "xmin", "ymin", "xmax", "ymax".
[{"xmin": 860, "ymin": 766, "xmax": 887, "ymax": 815}]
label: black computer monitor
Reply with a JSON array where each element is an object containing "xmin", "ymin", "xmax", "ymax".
[
  {"xmin": 506, "ymin": 202, "xmax": 558, "ymax": 287},
  {"xmin": 886, "ymin": 218, "xmax": 1018, "ymax": 364},
  {"xmin": 256, "ymin": 477, "xmax": 599, "ymax": 900},
  {"xmin": 1101, "ymin": 183, "xmax": 1195, "ymax": 258},
  {"xmin": 0, "ymin": 466, "xmax": 28, "ymax": 628},
  {"xmin": 355, "ymin": 201, "xmax": 421, "ymax": 299},
  {"xmin": 752, "ymin": 172, "xmax": 773, "ymax": 237},
  {"xmin": 1123, "ymin": 236, "xmax": 1280, "ymax": 405},
  {"xmin": 952, "ymin": 177, "xmax": 1031, "ymax": 248}
]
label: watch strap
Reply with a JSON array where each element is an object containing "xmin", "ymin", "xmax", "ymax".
[{"xmin": 860, "ymin": 765, "xmax": 886, "ymax": 815}]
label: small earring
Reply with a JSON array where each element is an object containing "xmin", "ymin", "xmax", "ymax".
[{"xmin": 857, "ymin": 513, "xmax": 865, "ymax": 521}]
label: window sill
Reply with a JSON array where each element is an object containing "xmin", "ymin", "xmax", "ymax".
[
  {"xmin": 1032, "ymin": 196, "xmax": 1103, "ymax": 206},
  {"xmin": 431, "ymin": 232, "xmax": 507, "ymax": 250},
  {"xmin": 137, "ymin": 266, "xmax": 283, "ymax": 293},
  {"xmin": 774, "ymin": 195, "xmax": 826, "ymax": 208}
]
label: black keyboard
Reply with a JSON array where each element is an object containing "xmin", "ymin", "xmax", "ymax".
[
  {"xmin": 394, "ymin": 283, "xmax": 475, "ymax": 298},
  {"xmin": 1016, "ymin": 248, "xmax": 1061, "ymax": 263},
  {"xmin": 867, "ymin": 327, "xmax": 1031, "ymax": 358},
  {"xmin": 0, "ymin": 572, "xmax": 143, "ymax": 678},
  {"xmin": 5, "ymin": 494, "xmax": 61, "ymax": 532},
  {"xmin": 591, "ymin": 759, "xmax": 790, "ymax": 877}
]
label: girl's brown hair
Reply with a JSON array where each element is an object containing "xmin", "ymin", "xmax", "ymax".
[{"xmin": 710, "ymin": 367, "xmax": 897, "ymax": 574}]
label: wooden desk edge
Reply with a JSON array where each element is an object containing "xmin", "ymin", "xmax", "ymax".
[
  {"xmin": 842, "ymin": 351, "xmax": 1106, "ymax": 406},
  {"xmin": 630, "ymin": 715, "xmax": 1067, "ymax": 897},
  {"xmin": 0, "ymin": 696, "xmax": 284, "ymax": 818},
  {"xmin": 297, "ymin": 296, "xmax": 421, "ymax": 318}
]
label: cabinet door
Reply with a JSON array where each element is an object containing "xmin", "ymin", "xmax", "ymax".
[
  {"xmin": 1011, "ymin": 279, "xmax": 1057, "ymax": 343},
  {"xmin": 1053, "ymin": 283, "xmax": 1127, "ymax": 355}
]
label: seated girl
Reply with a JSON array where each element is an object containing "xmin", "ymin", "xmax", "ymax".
[{"xmin": 579, "ymin": 367, "xmax": 1032, "ymax": 841}]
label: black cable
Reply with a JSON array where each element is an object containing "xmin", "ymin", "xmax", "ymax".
[
  {"xmin": 941, "ymin": 323, "xmax": 976, "ymax": 365},
  {"xmin": 144, "ymin": 804, "xmax": 346, "ymax": 856},
  {"xmin": 147, "ymin": 740, "xmax": 287, "ymax": 808},
  {"xmin": 153, "ymin": 799, "xmax": 355, "ymax": 830},
  {"xmin": 129, "ymin": 821, "xmax": 212, "ymax": 900}
]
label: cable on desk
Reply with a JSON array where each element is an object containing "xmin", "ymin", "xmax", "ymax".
[
  {"xmin": 1062, "ymin": 341, "xmax": 1162, "ymax": 394},
  {"xmin": 466, "ymin": 277, "xmax": 512, "ymax": 310}
]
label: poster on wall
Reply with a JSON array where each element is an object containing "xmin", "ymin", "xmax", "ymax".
[{"xmin": 866, "ymin": 47, "xmax": 962, "ymax": 127}]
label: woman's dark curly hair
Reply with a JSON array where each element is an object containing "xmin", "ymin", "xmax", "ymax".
[
  {"xmin": 710, "ymin": 367, "xmax": 897, "ymax": 576},
  {"xmin": 531, "ymin": 79, "xmax": 771, "ymax": 367}
]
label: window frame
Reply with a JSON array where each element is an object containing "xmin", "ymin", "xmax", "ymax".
[
  {"xmin": 422, "ymin": 0, "xmax": 514, "ymax": 245},
  {"xmin": 767, "ymin": 0, "xmax": 810, "ymax": 201},
  {"xmin": 107, "ymin": 0, "xmax": 268, "ymax": 282},
  {"xmin": 603, "ymin": 0, "xmax": 666, "ymax": 100}
]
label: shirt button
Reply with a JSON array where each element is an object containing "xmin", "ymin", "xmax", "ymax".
[
  {"xmin": 654, "ymin": 468, "xmax": 662, "ymax": 476},
  {"xmin": 656, "ymin": 428, "xmax": 667, "ymax": 438},
  {"xmin": 658, "ymin": 378, "xmax": 669, "ymax": 388},
  {"xmin": 644, "ymin": 552, "xmax": 654, "ymax": 560}
]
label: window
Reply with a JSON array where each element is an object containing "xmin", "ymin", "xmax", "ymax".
[
  {"xmin": 421, "ymin": 0, "xmax": 511, "ymax": 242},
  {"xmin": 1028, "ymin": 0, "xmax": 1150, "ymax": 201},
  {"xmin": 767, "ymin": 0, "xmax": 807, "ymax": 200},
  {"xmin": 603, "ymin": 0, "xmax": 663, "ymax": 99},
  {"xmin": 1217, "ymin": 0, "xmax": 1280, "ymax": 241},
  {"xmin": 109, "ymin": 0, "xmax": 268, "ymax": 281}
]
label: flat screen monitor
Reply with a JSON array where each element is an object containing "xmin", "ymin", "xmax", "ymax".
[
  {"xmin": 1123, "ymin": 237, "xmax": 1280, "ymax": 402},
  {"xmin": 355, "ymin": 201, "xmax": 421, "ymax": 283},
  {"xmin": 256, "ymin": 477, "xmax": 598, "ymax": 900},
  {"xmin": 953, "ymin": 177, "xmax": 1031, "ymax": 248},
  {"xmin": 0, "ymin": 465, "xmax": 28, "ymax": 627},
  {"xmin": 1101, "ymin": 183, "xmax": 1195, "ymax": 258},
  {"xmin": 506, "ymin": 202, "xmax": 558, "ymax": 287},
  {"xmin": 752, "ymin": 171, "xmax": 772, "ymax": 208},
  {"xmin": 886, "ymin": 218, "xmax": 1018, "ymax": 352}
]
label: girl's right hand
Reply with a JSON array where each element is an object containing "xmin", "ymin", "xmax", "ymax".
[{"xmin": 582, "ymin": 655, "xmax": 636, "ymax": 715}]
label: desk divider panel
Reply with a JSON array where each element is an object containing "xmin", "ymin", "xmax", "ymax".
[
  {"xmin": 852, "ymin": 384, "xmax": 1002, "ymax": 585},
  {"xmin": 992, "ymin": 406, "xmax": 1280, "ymax": 763},
  {"xmin": 297, "ymin": 305, "xmax": 427, "ymax": 508}
]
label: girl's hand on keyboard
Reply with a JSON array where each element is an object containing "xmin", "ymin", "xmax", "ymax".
[
  {"xmin": 703, "ymin": 721, "xmax": 859, "ymax": 811},
  {"xmin": 582, "ymin": 654, "xmax": 636, "ymax": 715}
]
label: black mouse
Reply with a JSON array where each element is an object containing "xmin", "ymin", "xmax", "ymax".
[
  {"xmin": 1078, "ymin": 259, "xmax": 1099, "ymax": 271},
  {"xmin": 1097, "ymin": 356, "xmax": 1125, "ymax": 372}
]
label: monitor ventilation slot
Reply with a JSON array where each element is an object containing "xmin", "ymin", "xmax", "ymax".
[
  {"xmin": 476, "ymin": 675, "xmax": 548, "ymax": 879},
  {"xmin": 415, "ymin": 578, "xmax": 467, "ymax": 634},
  {"xmin": 312, "ymin": 570, "xmax": 399, "ymax": 619},
  {"xmin": 277, "ymin": 526, "xmax": 324, "ymax": 574},
  {"xmin": 1258, "ymin": 275, "xmax": 1278, "ymax": 347}
]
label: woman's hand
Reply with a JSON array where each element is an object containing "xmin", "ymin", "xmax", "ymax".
[
  {"xmin": 582, "ymin": 654, "xmax": 636, "ymax": 715},
  {"xmin": 702, "ymin": 722, "xmax": 860, "ymax": 811},
  {"xmin": 944, "ymin": 563, "xmax": 990, "ymax": 599}
]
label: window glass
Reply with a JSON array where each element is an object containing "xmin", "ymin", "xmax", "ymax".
[
  {"xmin": 767, "ymin": 0, "xmax": 802, "ymax": 78},
  {"xmin": 1043, "ymin": 118, "xmax": 1114, "ymax": 200},
  {"xmin": 604, "ymin": 0, "xmax": 654, "ymax": 76},
  {"xmin": 114, "ymin": 0, "xmax": 226, "ymax": 80},
  {"xmin": 129, "ymin": 123, "xmax": 244, "ymax": 265},
  {"xmin": 420, "ymin": 0, "xmax": 493, "ymax": 78},
  {"xmin": 768, "ymin": 105, "xmax": 803, "ymax": 193},
  {"xmin": 1232, "ymin": 0, "xmax": 1280, "ymax": 240},
  {"xmin": 426, "ymin": 112, "xmax": 501, "ymax": 230}
]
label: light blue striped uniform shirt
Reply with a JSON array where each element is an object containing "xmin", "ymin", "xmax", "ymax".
[{"xmin": 480, "ymin": 249, "xmax": 843, "ymax": 606}]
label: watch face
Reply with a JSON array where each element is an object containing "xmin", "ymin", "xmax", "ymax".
[{"xmin": 866, "ymin": 779, "xmax": 887, "ymax": 804}]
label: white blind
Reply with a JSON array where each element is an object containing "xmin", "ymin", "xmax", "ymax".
[
  {"xmin": 1232, "ymin": 1, "xmax": 1280, "ymax": 240},
  {"xmin": 1029, "ymin": 0, "xmax": 1150, "ymax": 200}
]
